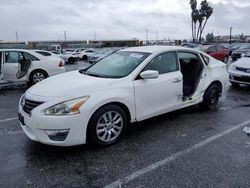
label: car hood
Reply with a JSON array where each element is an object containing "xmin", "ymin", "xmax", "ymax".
[
  {"xmin": 27, "ymin": 71, "xmax": 115, "ymax": 98},
  {"xmin": 234, "ymin": 57, "xmax": 250, "ymax": 68}
]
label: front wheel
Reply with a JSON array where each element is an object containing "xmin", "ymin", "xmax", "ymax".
[
  {"xmin": 87, "ymin": 105, "xmax": 128, "ymax": 146},
  {"xmin": 199, "ymin": 84, "xmax": 221, "ymax": 110}
]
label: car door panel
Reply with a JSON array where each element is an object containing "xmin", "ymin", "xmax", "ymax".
[
  {"xmin": 3, "ymin": 51, "xmax": 19, "ymax": 81},
  {"xmin": 134, "ymin": 71, "xmax": 183, "ymax": 121}
]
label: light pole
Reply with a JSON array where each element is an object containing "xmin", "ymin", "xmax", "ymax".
[
  {"xmin": 145, "ymin": 29, "xmax": 149, "ymax": 46},
  {"xmin": 229, "ymin": 27, "xmax": 232, "ymax": 45},
  {"xmin": 15, "ymin": 30, "xmax": 19, "ymax": 41},
  {"xmin": 63, "ymin": 31, "xmax": 67, "ymax": 41}
]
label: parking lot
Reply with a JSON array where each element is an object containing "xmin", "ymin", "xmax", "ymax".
[{"xmin": 0, "ymin": 61, "xmax": 250, "ymax": 188}]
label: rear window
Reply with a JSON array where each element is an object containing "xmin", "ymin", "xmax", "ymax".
[
  {"xmin": 36, "ymin": 51, "xmax": 51, "ymax": 56},
  {"xmin": 27, "ymin": 53, "xmax": 39, "ymax": 61}
]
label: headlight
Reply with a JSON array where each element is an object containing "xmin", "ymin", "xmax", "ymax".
[
  {"xmin": 230, "ymin": 65, "xmax": 236, "ymax": 71},
  {"xmin": 44, "ymin": 96, "xmax": 89, "ymax": 116},
  {"xmin": 20, "ymin": 95, "xmax": 25, "ymax": 107}
]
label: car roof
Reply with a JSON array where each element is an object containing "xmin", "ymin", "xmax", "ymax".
[
  {"xmin": 0, "ymin": 49, "xmax": 46, "ymax": 59},
  {"xmin": 120, "ymin": 46, "xmax": 199, "ymax": 53}
]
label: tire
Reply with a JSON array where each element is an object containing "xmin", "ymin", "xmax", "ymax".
[
  {"xmin": 199, "ymin": 84, "xmax": 221, "ymax": 110},
  {"xmin": 230, "ymin": 81, "xmax": 239, "ymax": 87},
  {"xmin": 87, "ymin": 104, "xmax": 128, "ymax": 146},
  {"xmin": 29, "ymin": 70, "xmax": 48, "ymax": 85},
  {"xmin": 82, "ymin": 55, "xmax": 88, "ymax": 61},
  {"xmin": 223, "ymin": 56, "xmax": 228, "ymax": 63},
  {"xmin": 68, "ymin": 57, "xmax": 75, "ymax": 64}
]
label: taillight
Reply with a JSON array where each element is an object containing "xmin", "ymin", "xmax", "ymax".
[{"xmin": 58, "ymin": 61, "xmax": 64, "ymax": 67}]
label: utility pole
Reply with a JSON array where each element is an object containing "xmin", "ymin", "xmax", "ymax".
[
  {"xmin": 63, "ymin": 31, "xmax": 67, "ymax": 41},
  {"xmin": 145, "ymin": 29, "xmax": 149, "ymax": 46},
  {"xmin": 230, "ymin": 27, "xmax": 232, "ymax": 45},
  {"xmin": 15, "ymin": 30, "xmax": 19, "ymax": 41},
  {"xmin": 156, "ymin": 30, "xmax": 158, "ymax": 45}
]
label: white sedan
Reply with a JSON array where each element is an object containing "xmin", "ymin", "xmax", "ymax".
[
  {"xmin": 228, "ymin": 51, "xmax": 250, "ymax": 86},
  {"xmin": 18, "ymin": 46, "xmax": 228, "ymax": 146},
  {"xmin": 0, "ymin": 49, "xmax": 65, "ymax": 84},
  {"xmin": 75, "ymin": 49, "xmax": 96, "ymax": 61},
  {"xmin": 33, "ymin": 50, "xmax": 61, "ymax": 58}
]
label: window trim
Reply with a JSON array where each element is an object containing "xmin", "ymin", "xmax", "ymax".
[{"xmin": 134, "ymin": 51, "xmax": 180, "ymax": 80}]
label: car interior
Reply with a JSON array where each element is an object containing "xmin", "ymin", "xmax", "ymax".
[
  {"xmin": 0, "ymin": 52, "xmax": 2, "ymax": 76},
  {"xmin": 178, "ymin": 52, "xmax": 203, "ymax": 98}
]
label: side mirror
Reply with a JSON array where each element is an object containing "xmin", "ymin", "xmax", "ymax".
[{"xmin": 140, "ymin": 70, "xmax": 159, "ymax": 79}]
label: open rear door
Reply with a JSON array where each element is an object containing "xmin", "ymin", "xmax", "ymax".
[{"xmin": 16, "ymin": 52, "xmax": 31, "ymax": 79}]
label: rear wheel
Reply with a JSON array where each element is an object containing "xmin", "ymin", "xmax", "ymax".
[
  {"xmin": 30, "ymin": 70, "xmax": 48, "ymax": 85},
  {"xmin": 68, "ymin": 57, "xmax": 75, "ymax": 64},
  {"xmin": 199, "ymin": 84, "xmax": 221, "ymax": 110},
  {"xmin": 82, "ymin": 55, "xmax": 88, "ymax": 61},
  {"xmin": 87, "ymin": 104, "xmax": 128, "ymax": 146}
]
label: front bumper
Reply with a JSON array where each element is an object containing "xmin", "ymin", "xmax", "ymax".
[
  {"xmin": 228, "ymin": 70, "xmax": 250, "ymax": 85},
  {"xmin": 18, "ymin": 102, "xmax": 89, "ymax": 146}
]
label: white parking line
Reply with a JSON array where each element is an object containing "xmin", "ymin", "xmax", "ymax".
[
  {"xmin": 0, "ymin": 117, "xmax": 18, "ymax": 123},
  {"xmin": 104, "ymin": 119, "xmax": 250, "ymax": 188}
]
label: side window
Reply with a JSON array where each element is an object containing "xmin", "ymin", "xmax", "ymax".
[
  {"xmin": 208, "ymin": 46, "xmax": 217, "ymax": 52},
  {"xmin": 178, "ymin": 52, "xmax": 201, "ymax": 63},
  {"xmin": 217, "ymin": 46, "xmax": 223, "ymax": 51},
  {"xmin": 143, "ymin": 52, "xmax": 178, "ymax": 74},
  {"xmin": 5, "ymin": 51, "xmax": 19, "ymax": 63},
  {"xmin": 0, "ymin": 52, "xmax": 2, "ymax": 64},
  {"xmin": 86, "ymin": 50, "xmax": 93, "ymax": 53}
]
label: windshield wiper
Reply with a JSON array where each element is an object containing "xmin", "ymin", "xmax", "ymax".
[{"xmin": 85, "ymin": 72, "xmax": 102, "ymax": 77}]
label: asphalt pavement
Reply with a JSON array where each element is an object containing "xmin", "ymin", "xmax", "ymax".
[{"xmin": 0, "ymin": 61, "xmax": 250, "ymax": 188}]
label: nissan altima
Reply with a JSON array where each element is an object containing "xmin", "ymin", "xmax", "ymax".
[{"xmin": 18, "ymin": 46, "xmax": 229, "ymax": 146}]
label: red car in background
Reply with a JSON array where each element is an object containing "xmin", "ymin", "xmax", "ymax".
[{"xmin": 198, "ymin": 45, "xmax": 230, "ymax": 63}]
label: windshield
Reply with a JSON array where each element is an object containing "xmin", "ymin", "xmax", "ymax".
[
  {"xmin": 239, "ymin": 43, "xmax": 250, "ymax": 49},
  {"xmin": 245, "ymin": 52, "xmax": 250, "ymax": 57},
  {"xmin": 84, "ymin": 51, "xmax": 150, "ymax": 78}
]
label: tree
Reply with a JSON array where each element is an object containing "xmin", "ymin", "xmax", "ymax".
[
  {"xmin": 206, "ymin": 33, "xmax": 214, "ymax": 43},
  {"xmin": 190, "ymin": 0, "xmax": 213, "ymax": 43}
]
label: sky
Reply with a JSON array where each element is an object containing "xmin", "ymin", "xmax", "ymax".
[{"xmin": 0, "ymin": 0, "xmax": 249, "ymax": 41}]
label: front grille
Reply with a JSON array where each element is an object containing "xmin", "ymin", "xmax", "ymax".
[
  {"xmin": 235, "ymin": 67, "xmax": 250, "ymax": 73},
  {"xmin": 233, "ymin": 76, "xmax": 250, "ymax": 83},
  {"xmin": 23, "ymin": 99, "xmax": 44, "ymax": 115}
]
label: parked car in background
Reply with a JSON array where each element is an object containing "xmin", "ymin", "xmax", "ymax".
[
  {"xmin": 198, "ymin": 45, "xmax": 230, "ymax": 63},
  {"xmin": 228, "ymin": 51, "xmax": 250, "ymax": 86},
  {"xmin": 89, "ymin": 49, "xmax": 118, "ymax": 64},
  {"xmin": 60, "ymin": 48, "xmax": 85, "ymax": 64},
  {"xmin": 228, "ymin": 43, "xmax": 243, "ymax": 55},
  {"xmin": 18, "ymin": 46, "xmax": 228, "ymax": 147},
  {"xmin": 34, "ymin": 50, "xmax": 61, "ymax": 58},
  {"xmin": 0, "ymin": 49, "xmax": 65, "ymax": 84},
  {"xmin": 75, "ymin": 49, "xmax": 96, "ymax": 61},
  {"xmin": 181, "ymin": 43, "xmax": 199, "ymax": 48},
  {"xmin": 231, "ymin": 43, "xmax": 250, "ymax": 61}
]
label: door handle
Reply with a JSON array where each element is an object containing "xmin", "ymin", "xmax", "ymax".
[{"xmin": 172, "ymin": 78, "xmax": 182, "ymax": 83}]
